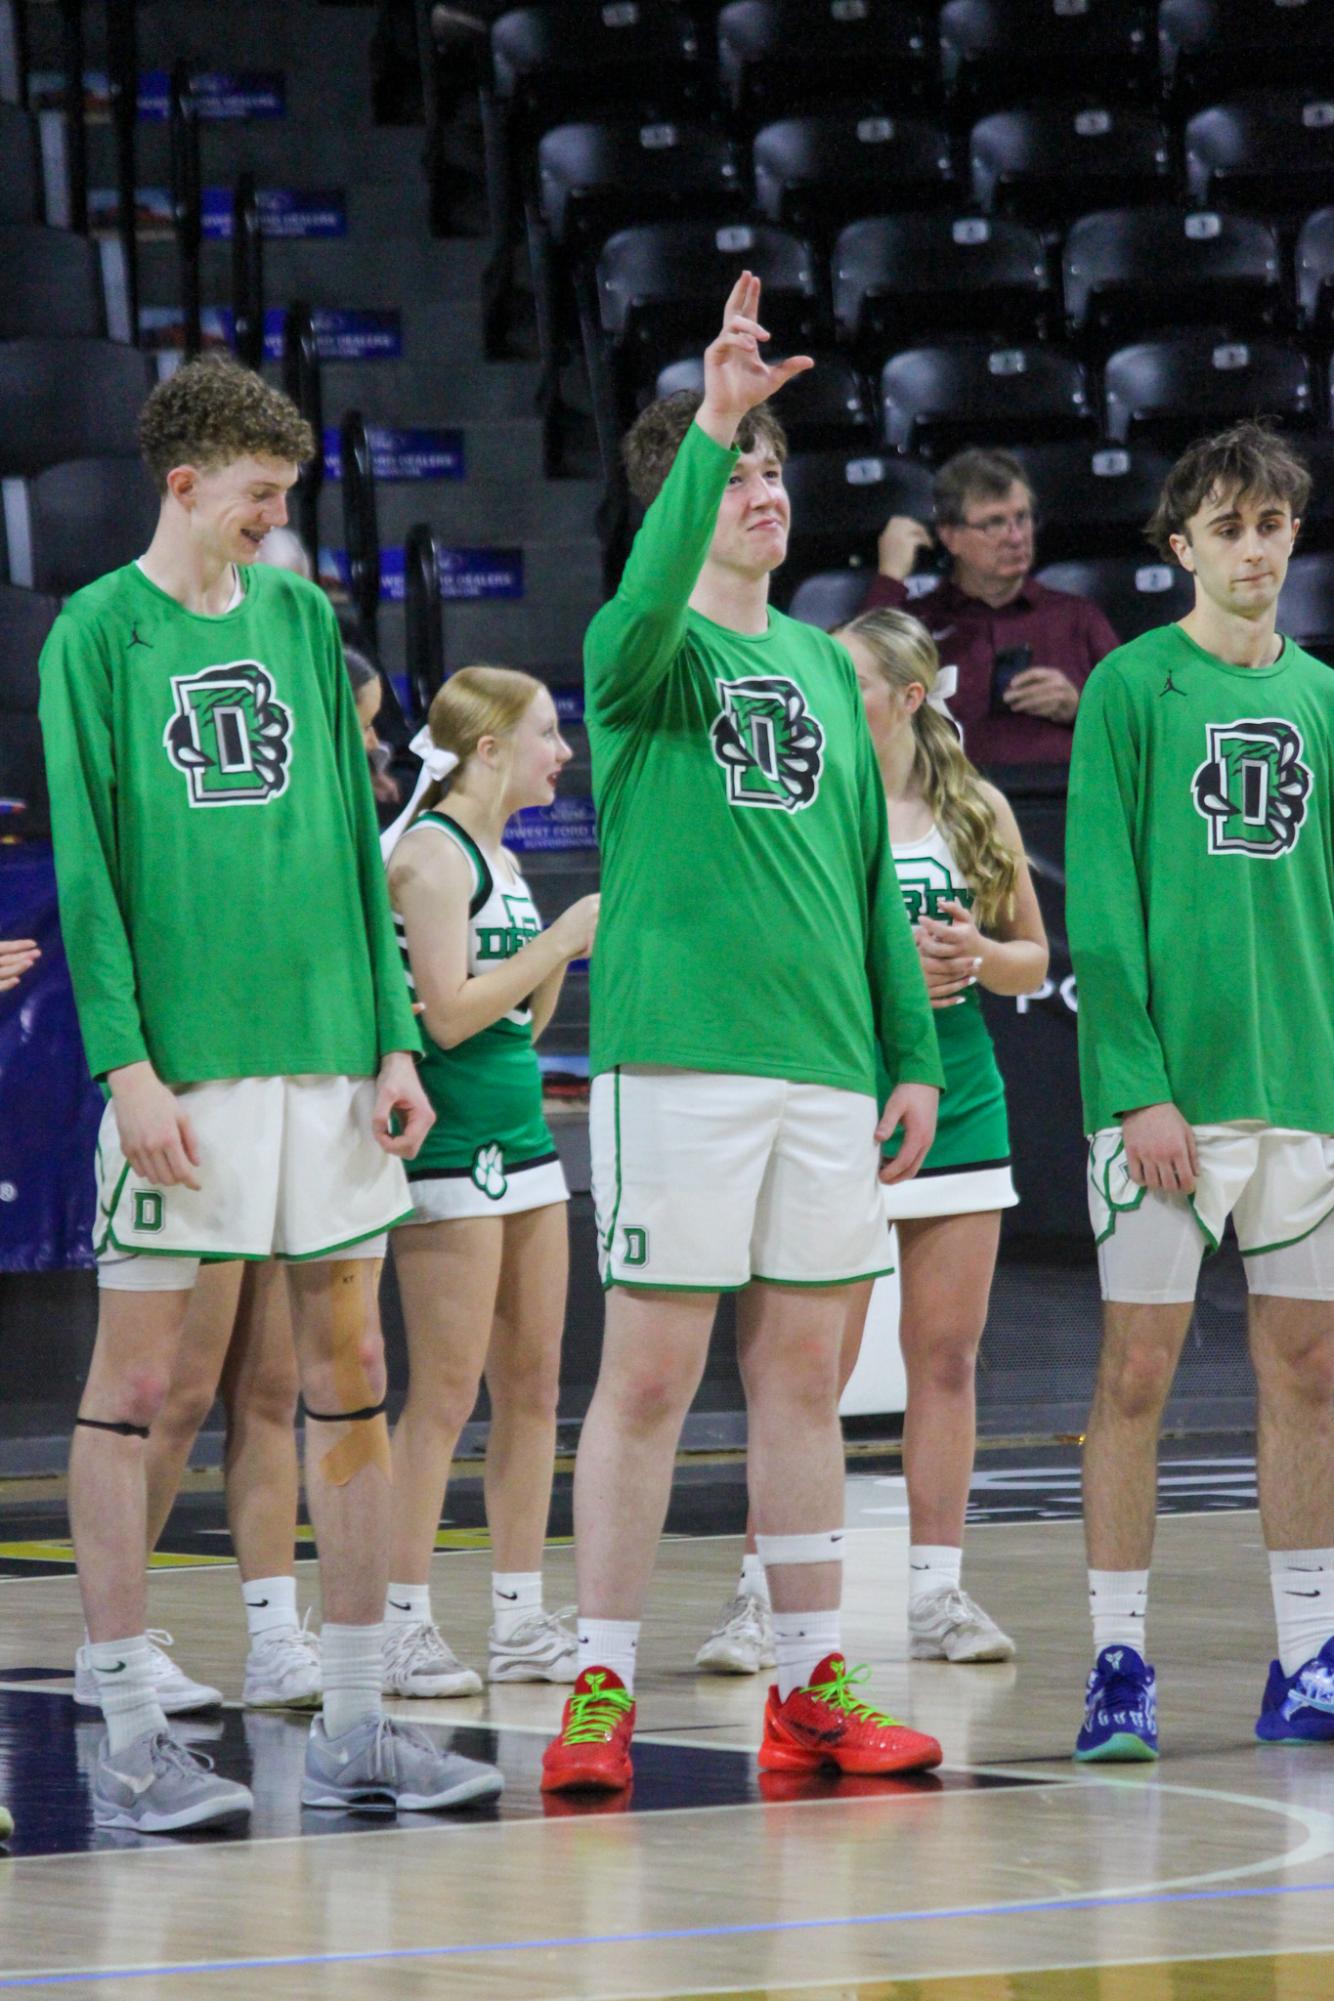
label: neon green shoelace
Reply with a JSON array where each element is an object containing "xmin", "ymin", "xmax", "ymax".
[
  {"xmin": 803, "ymin": 1659, "xmax": 902, "ymax": 1727},
  {"xmin": 561, "ymin": 1672, "xmax": 634, "ymax": 1745}
]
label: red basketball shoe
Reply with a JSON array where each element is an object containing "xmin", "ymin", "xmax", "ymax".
[
  {"xmin": 540, "ymin": 1666, "xmax": 636, "ymax": 1792},
  {"xmin": 759, "ymin": 1653, "xmax": 942, "ymax": 1776}
]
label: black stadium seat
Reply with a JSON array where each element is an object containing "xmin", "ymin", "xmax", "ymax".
[
  {"xmin": 1036, "ymin": 556, "xmax": 1195, "ymax": 641},
  {"xmin": 535, "ymin": 121, "xmax": 744, "ymax": 255},
  {"xmin": 968, "ymin": 102, "xmax": 1173, "ymax": 227},
  {"xmin": 1161, "ymin": 0, "xmax": 1334, "ymax": 104},
  {"xmin": 879, "ymin": 341, "xmax": 1094, "ymax": 459},
  {"xmin": 1062, "ymin": 208, "xmax": 1284, "ymax": 347},
  {"xmin": 0, "ymin": 340, "xmax": 154, "ymax": 478},
  {"xmin": 0, "ymin": 582, "xmax": 62, "ymax": 838},
  {"xmin": 1102, "ymin": 335, "xmax": 1316, "ymax": 451},
  {"xmin": 655, "ymin": 351, "xmax": 875, "ymax": 450},
  {"xmin": 490, "ymin": 2, "xmax": 707, "ymax": 137},
  {"xmin": 788, "ymin": 567, "xmax": 876, "ymax": 630},
  {"xmin": 774, "ymin": 449, "xmax": 935, "ymax": 601},
  {"xmin": 0, "ymin": 103, "xmax": 43, "ymax": 224},
  {"xmin": 1011, "ymin": 442, "xmax": 1175, "ymax": 562},
  {"xmin": 591, "ymin": 219, "xmax": 822, "ymax": 389},
  {"xmin": 833, "ymin": 213, "xmax": 1051, "ymax": 358},
  {"xmin": 1279, "ymin": 552, "xmax": 1334, "ymax": 663},
  {"xmin": 3, "ymin": 457, "xmax": 160, "ymax": 596},
  {"xmin": 751, "ymin": 113, "xmax": 957, "ymax": 243},
  {"xmin": 940, "ymin": 1, "xmax": 1158, "ymax": 115},
  {"xmin": 1291, "ymin": 432, "xmax": 1334, "ymax": 551},
  {"xmin": 1184, "ymin": 94, "xmax": 1334, "ymax": 217},
  {"xmin": 717, "ymin": 0, "xmax": 938, "ymax": 125},
  {"xmin": 0, "ymin": 226, "xmax": 105, "ymax": 340},
  {"xmin": 1296, "ymin": 209, "xmax": 1334, "ymax": 341}
]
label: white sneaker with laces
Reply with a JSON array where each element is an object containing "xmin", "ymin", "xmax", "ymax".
[
  {"xmin": 488, "ymin": 1606, "xmax": 578, "ymax": 1683},
  {"xmin": 244, "ymin": 1612, "xmax": 322, "ymax": 1709},
  {"xmin": 694, "ymin": 1591, "xmax": 776, "ymax": 1675},
  {"xmin": 908, "ymin": 1585, "xmax": 1016, "ymax": 1663},
  {"xmin": 74, "ymin": 1630, "xmax": 222, "ymax": 1713},
  {"xmin": 382, "ymin": 1620, "xmax": 483, "ymax": 1698}
]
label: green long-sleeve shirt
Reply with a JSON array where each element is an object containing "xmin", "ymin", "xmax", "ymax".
[
  {"xmin": 1067, "ymin": 620, "xmax": 1334, "ymax": 1134},
  {"xmin": 39, "ymin": 559, "xmax": 419, "ymax": 1085},
  {"xmin": 585, "ymin": 421, "xmax": 942, "ymax": 1100}
]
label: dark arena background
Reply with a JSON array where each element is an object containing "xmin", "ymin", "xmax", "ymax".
[{"xmin": 3, "ymin": 2, "xmax": 1334, "ymax": 1996}]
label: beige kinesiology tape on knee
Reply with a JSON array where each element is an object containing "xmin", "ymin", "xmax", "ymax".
[{"xmin": 307, "ymin": 1261, "xmax": 392, "ymax": 1487}]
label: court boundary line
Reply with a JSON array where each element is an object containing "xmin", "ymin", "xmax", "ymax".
[{"xmin": 3, "ymin": 1873, "xmax": 1334, "ymax": 1990}]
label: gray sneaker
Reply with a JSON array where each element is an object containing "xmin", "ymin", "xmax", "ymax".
[
  {"xmin": 908, "ymin": 1585, "xmax": 1017, "ymax": 1663},
  {"xmin": 91, "ymin": 1729, "xmax": 253, "ymax": 1832},
  {"xmin": 302, "ymin": 1714, "xmax": 503, "ymax": 1813},
  {"xmin": 694, "ymin": 1591, "xmax": 777, "ymax": 1675}
]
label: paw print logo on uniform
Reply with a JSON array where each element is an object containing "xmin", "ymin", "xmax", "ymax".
[{"xmin": 471, "ymin": 1143, "xmax": 508, "ymax": 1201}]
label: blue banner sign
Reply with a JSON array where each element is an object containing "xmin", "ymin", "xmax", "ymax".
[
  {"xmin": 138, "ymin": 307, "xmax": 402, "ymax": 361},
  {"xmin": 505, "ymin": 796, "xmax": 598, "ymax": 854},
  {"xmin": 95, "ymin": 187, "xmax": 346, "ymax": 239},
  {"xmin": 30, "ymin": 71, "xmax": 285, "ymax": 120},
  {"xmin": 203, "ymin": 188, "xmax": 347, "ymax": 240},
  {"xmin": 552, "ymin": 686, "xmax": 585, "ymax": 726},
  {"xmin": 323, "ymin": 427, "xmax": 465, "ymax": 482},
  {"xmin": 438, "ymin": 547, "xmax": 525, "ymax": 601}
]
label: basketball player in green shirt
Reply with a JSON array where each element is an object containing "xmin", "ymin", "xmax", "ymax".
[
  {"xmin": 1068, "ymin": 422, "xmax": 1334, "ymax": 1760},
  {"xmin": 40, "ymin": 357, "xmax": 501, "ymax": 1829},
  {"xmin": 542, "ymin": 276, "xmax": 945, "ymax": 1792}
]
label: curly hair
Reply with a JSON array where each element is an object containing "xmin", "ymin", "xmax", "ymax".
[
  {"xmin": 138, "ymin": 354, "xmax": 315, "ymax": 493},
  {"xmin": 622, "ymin": 390, "xmax": 787, "ymax": 508},
  {"xmin": 1145, "ymin": 421, "xmax": 1311, "ymax": 559},
  {"xmin": 839, "ymin": 607, "xmax": 1019, "ymax": 930}
]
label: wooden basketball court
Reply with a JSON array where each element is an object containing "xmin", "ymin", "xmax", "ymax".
[{"xmin": 1, "ymin": 1462, "xmax": 1331, "ymax": 1999}]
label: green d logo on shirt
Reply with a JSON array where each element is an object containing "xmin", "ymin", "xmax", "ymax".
[
  {"xmin": 164, "ymin": 662, "xmax": 294, "ymax": 807},
  {"xmin": 711, "ymin": 676, "xmax": 825, "ymax": 813},
  {"xmin": 1191, "ymin": 719, "xmax": 1311, "ymax": 858}
]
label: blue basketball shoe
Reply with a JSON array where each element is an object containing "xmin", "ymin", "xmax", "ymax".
[
  {"xmin": 1255, "ymin": 1637, "xmax": 1334, "ymax": 1744},
  {"xmin": 1074, "ymin": 1645, "xmax": 1158, "ymax": 1762}
]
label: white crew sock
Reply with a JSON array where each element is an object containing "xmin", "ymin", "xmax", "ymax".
[
  {"xmin": 91, "ymin": 1635, "xmax": 166, "ymax": 1754},
  {"xmin": 321, "ymin": 1622, "xmax": 383, "ymax": 1739},
  {"xmin": 773, "ymin": 1609, "xmax": 842, "ymax": 1700},
  {"xmin": 1269, "ymin": 1548, "xmax": 1334, "ymax": 1678},
  {"xmin": 242, "ymin": 1574, "xmax": 298, "ymax": 1640},
  {"xmin": 491, "ymin": 1571, "xmax": 542, "ymax": 1642},
  {"xmin": 1089, "ymin": 1569, "xmax": 1150, "ymax": 1656},
  {"xmin": 740, "ymin": 1552, "xmax": 770, "ymax": 1605},
  {"xmin": 908, "ymin": 1544, "xmax": 963, "ymax": 1606},
  {"xmin": 577, "ymin": 1618, "xmax": 639, "ymax": 1693},
  {"xmin": 384, "ymin": 1582, "xmax": 432, "ymax": 1627}
]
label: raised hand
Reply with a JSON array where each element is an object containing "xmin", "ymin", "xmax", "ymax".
[{"xmin": 697, "ymin": 271, "xmax": 813, "ymax": 444}]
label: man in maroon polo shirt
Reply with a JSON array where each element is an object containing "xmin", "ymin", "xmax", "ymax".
[{"xmin": 864, "ymin": 446, "xmax": 1119, "ymax": 766}]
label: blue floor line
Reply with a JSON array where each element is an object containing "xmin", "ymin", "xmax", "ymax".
[{"xmin": 3, "ymin": 1873, "xmax": 1333, "ymax": 1988}]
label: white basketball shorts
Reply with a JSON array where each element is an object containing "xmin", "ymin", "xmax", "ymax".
[
  {"xmin": 590, "ymin": 1066, "xmax": 892, "ymax": 1291},
  {"xmin": 1089, "ymin": 1121, "xmax": 1334, "ymax": 1303},
  {"xmin": 95, "ymin": 1075, "xmax": 412, "ymax": 1291}
]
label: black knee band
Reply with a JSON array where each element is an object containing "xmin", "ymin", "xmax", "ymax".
[
  {"xmin": 76, "ymin": 1416, "xmax": 150, "ymax": 1439},
  {"xmin": 301, "ymin": 1398, "xmax": 387, "ymax": 1424}
]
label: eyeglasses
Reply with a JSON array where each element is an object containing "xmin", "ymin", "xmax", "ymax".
[{"xmin": 958, "ymin": 507, "xmax": 1035, "ymax": 541}]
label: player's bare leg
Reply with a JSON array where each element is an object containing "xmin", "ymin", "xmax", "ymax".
[
  {"xmin": 1082, "ymin": 1300, "xmax": 1195, "ymax": 1571},
  {"xmin": 573, "ymin": 1287, "xmax": 716, "ymax": 1617},
  {"xmin": 143, "ymin": 1261, "xmax": 246, "ymax": 1550},
  {"xmin": 739, "ymin": 1282, "xmax": 847, "ymax": 1614},
  {"xmin": 389, "ymin": 1218, "xmax": 503, "ymax": 1583},
  {"xmin": 71, "ymin": 1289, "xmax": 193, "ymax": 1643},
  {"xmin": 216, "ymin": 1261, "xmax": 301, "ymax": 1580},
  {"xmin": 895, "ymin": 1212, "xmax": 1001, "ymax": 1545},
  {"xmin": 1249, "ymin": 1294, "xmax": 1334, "ymax": 1550},
  {"xmin": 288, "ymin": 1258, "xmax": 390, "ymax": 1626},
  {"xmin": 484, "ymin": 1203, "xmax": 567, "ymax": 1572}
]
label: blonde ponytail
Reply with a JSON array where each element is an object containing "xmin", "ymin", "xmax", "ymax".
[
  {"xmin": 406, "ymin": 663, "xmax": 544, "ymax": 834},
  {"xmin": 839, "ymin": 608, "xmax": 1018, "ymax": 928}
]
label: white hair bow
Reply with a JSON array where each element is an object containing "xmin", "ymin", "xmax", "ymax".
[
  {"xmin": 927, "ymin": 664, "xmax": 959, "ymax": 717},
  {"xmin": 380, "ymin": 724, "xmax": 460, "ymax": 863}
]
